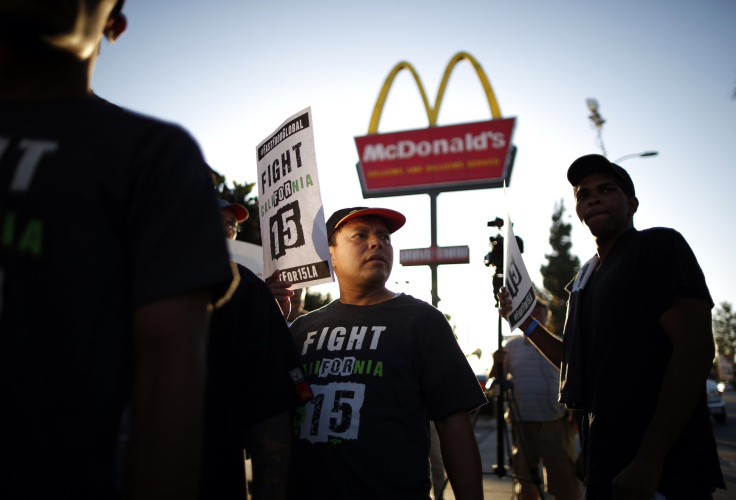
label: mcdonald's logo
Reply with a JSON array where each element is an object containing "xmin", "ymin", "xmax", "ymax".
[{"xmin": 355, "ymin": 52, "xmax": 517, "ymax": 198}]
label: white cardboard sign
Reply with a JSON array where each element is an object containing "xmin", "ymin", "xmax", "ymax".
[
  {"xmin": 256, "ymin": 107, "xmax": 334, "ymax": 287},
  {"xmin": 504, "ymin": 212, "xmax": 537, "ymax": 331}
]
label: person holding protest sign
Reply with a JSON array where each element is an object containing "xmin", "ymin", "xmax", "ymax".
[
  {"xmin": 281, "ymin": 206, "xmax": 487, "ymax": 499},
  {"xmin": 489, "ymin": 298, "xmax": 582, "ymax": 500},
  {"xmin": 201, "ymin": 199, "xmax": 312, "ymax": 500},
  {"xmin": 286, "ymin": 288, "xmax": 308, "ymax": 325},
  {"xmin": 0, "ymin": 1, "xmax": 233, "ymax": 497},
  {"xmin": 497, "ymin": 155, "xmax": 724, "ymax": 499}
]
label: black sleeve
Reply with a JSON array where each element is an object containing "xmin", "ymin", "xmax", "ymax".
[
  {"xmin": 127, "ymin": 125, "xmax": 232, "ymax": 308},
  {"xmin": 641, "ymin": 229, "xmax": 713, "ymax": 318},
  {"xmin": 239, "ymin": 268, "xmax": 306, "ymax": 425},
  {"xmin": 417, "ymin": 305, "xmax": 488, "ymax": 420}
]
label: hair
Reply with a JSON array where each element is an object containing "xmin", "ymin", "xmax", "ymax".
[
  {"xmin": 112, "ymin": 0, "xmax": 125, "ymax": 15},
  {"xmin": 328, "ymin": 231, "xmax": 338, "ymax": 247}
]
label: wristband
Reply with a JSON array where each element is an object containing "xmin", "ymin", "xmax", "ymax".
[{"xmin": 523, "ymin": 319, "xmax": 539, "ymax": 337}]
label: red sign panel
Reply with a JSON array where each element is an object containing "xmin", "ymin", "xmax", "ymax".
[
  {"xmin": 400, "ymin": 245, "xmax": 470, "ymax": 266},
  {"xmin": 355, "ymin": 118, "xmax": 516, "ymax": 197}
]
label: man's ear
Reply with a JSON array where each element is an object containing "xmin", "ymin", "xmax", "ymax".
[
  {"xmin": 628, "ymin": 196, "xmax": 639, "ymax": 217},
  {"xmin": 328, "ymin": 245, "xmax": 337, "ymax": 271},
  {"xmin": 104, "ymin": 13, "xmax": 127, "ymax": 42}
]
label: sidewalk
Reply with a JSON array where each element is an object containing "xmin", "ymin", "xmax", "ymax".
[
  {"xmin": 442, "ymin": 472, "xmax": 515, "ymax": 500},
  {"xmin": 442, "ymin": 413, "xmax": 518, "ymax": 499}
]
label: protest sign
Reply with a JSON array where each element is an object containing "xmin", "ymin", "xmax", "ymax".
[
  {"xmin": 504, "ymin": 212, "xmax": 536, "ymax": 331},
  {"xmin": 256, "ymin": 107, "xmax": 333, "ymax": 287}
]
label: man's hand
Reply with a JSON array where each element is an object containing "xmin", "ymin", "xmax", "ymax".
[
  {"xmin": 265, "ymin": 269, "xmax": 293, "ymax": 319},
  {"xmin": 492, "ymin": 348, "xmax": 508, "ymax": 365},
  {"xmin": 612, "ymin": 455, "xmax": 662, "ymax": 500},
  {"xmin": 496, "ymin": 287, "xmax": 513, "ymax": 320},
  {"xmin": 488, "ymin": 349, "xmax": 508, "ymax": 380}
]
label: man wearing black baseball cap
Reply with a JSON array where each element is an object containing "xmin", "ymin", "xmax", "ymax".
[
  {"xmin": 498, "ymin": 154, "xmax": 724, "ymax": 499},
  {"xmin": 285, "ymin": 206, "xmax": 487, "ymax": 499}
]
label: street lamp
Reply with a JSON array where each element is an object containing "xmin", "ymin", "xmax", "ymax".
[
  {"xmin": 586, "ymin": 98, "xmax": 605, "ymax": 128},
  {"xmin": 586, "ymin": 98, "xmax": 607, "ymax": 157},
  {"xmin": 613, "ymin": 151, "xmax": 659, "ymax": 164}
]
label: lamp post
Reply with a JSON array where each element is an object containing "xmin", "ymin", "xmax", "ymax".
[
  {"xmin": 586, "ymin": 98, "xmax": 607, "ymax": 157},
  {"xmin": 613, "ymin": 151, "xmax": 659, "ymax": 164}
]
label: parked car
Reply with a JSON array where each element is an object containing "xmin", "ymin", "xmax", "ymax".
[{"xmin": 706, "ymin": 379, "xmax": 727, "ymax": 424}]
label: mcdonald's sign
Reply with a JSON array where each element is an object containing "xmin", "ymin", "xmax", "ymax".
[{"xmin": 355, "ymin": 52, "xmax": 517, "ymax": 198}]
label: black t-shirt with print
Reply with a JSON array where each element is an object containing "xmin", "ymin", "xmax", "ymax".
[
  {"xmin": 0, "ymin": 96, "xmax": 232, "ymax": 498},
  {"xmin": 288, "ymin": 294, "xmax": 487, "ymax": 499}
]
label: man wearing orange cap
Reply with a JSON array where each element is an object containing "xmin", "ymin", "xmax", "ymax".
[
  {"xmin": 201, "ymin": 200, "xmax": 311, "ymax": 499},
  {"xmin": 285, "ymin": 207, "xmax": 487, "ymax": 499}
]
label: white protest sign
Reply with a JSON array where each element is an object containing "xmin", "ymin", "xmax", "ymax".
[
  {"xmin": 256, "ymin": 107, "xmax": 334, "ymax": 287},
  {"xmin": 503, "ymin": 212, "xmax": 536, "ymax": 331}
]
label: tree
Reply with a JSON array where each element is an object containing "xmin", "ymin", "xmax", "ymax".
[
  {"xmin": 540, "ymin": 200, "xmax": 580, "ymax": 335},
  {"xmin": 713, "ymin": 301, "xmax": 736, "ymax": 356},
  {"xmin": 210, "ymin": 170, "xmax": 262, "ymax": 245}
]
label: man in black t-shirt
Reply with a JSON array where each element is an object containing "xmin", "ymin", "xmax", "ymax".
[
  {"xmin": 0, "ymin": 2, "xmax": 232, "ymax": 498},
  {"xmin": 201, "ymin": 200, "xmax": 311, "ymax": 499},
  {"xmin": 272, "ymin": 207, "xmax": 487, "ymax": 499},
  {"xmin": 498, "ymin": 155, "xmax": 724, "ymax": 499}
]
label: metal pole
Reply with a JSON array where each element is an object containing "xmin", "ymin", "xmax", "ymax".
[
  {"xmin": 430, "ymin": 191, "xmax": 440, "ymax": 307},
  {"xmin": 493, "ymin": 281, "xmax": 507, "ymax": 478}
]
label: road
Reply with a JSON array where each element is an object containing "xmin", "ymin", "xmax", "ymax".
[{"xmin": 712, "ymin": 389, "xmax": 736, "ymax": 499}]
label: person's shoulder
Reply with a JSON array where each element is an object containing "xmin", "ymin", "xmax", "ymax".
[
  {"xmin": 81, "ymin": 95, "xmax": 196, "ymax": 147},
  {"xmin": 235, "ymin": 263, "xmax": 260, "ymax": 284},
  {"xmin": 637, "ymin": 227, "xmax": 690, "ymax": 247},
  {"xmin": 394, "ymin": 293, "xmax": 434, "ymax": 309},
  {"xmin": 388, "ymin": 293, "xmax": 444, "ymax": 317},
  {"xmin": 639, "ymin": 226, "xmax": 683, "ymax": 238},
  {"xmin": 293, "ymin": 299, "xmax": 335, "ymax": 320}
]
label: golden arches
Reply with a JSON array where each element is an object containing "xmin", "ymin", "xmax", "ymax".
[{"xmin": 367, "ymin": 51, "xmax": 502, "ymax": 134}]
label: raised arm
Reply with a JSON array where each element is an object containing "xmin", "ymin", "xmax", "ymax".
[
  {"xmin": 497, "ymin": 287, "xmax": 563, "ymax": 367},
  {"xmin": 265, "ymin": 269, "xmax": 293, "ymax": 319},
  {"xmin": 125, "ymin": 290, "xmax": 211, "ymax": 500},
  {"xmin": 611, "ymin": 296, "xmax": 715, "ymax": 499}
]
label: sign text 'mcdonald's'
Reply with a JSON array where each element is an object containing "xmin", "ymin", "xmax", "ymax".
[{"xmin": 355, "ymin": 118, "xmax": 516, "ymax": 196}]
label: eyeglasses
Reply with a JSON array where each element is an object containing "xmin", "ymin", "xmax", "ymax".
[{"xmin": 224, "ymin": 221, "xmax": 241, "ymax": 233}]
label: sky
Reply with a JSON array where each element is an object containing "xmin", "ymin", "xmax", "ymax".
[{"xmin": 94, "ymin": 0, "xmax": 736, "ymax": 372}]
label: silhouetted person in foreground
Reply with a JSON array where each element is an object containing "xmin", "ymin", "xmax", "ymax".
[{"xmin": 0, "ymin": 1, "xmax": 232, "ymax": 497}]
